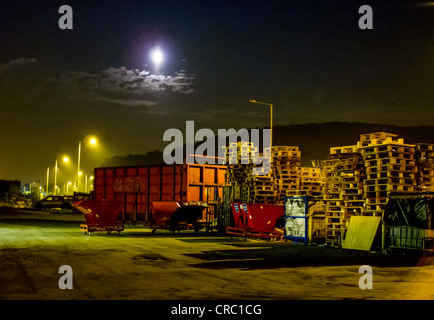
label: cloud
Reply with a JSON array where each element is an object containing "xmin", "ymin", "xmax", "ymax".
[
  {"xmin": 95, "ymin": 67, "xmax": 195, "ymax": 95},
  {"xmin": 60, "ymin": 66, "xmax": 195, "ymax": 95},
  {"xmin": 56, "ymin": 66, "xmax": 195, "ymax": 107},
  {"xmin": 89, "ymin": 95, "xmax": 158, "ymax": 107},
  {"xmin": 0, "ymin": 57, "xmax": 37, "ymax": 73}
]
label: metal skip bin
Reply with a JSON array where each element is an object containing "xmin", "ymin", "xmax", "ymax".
[
  {"xmin": 151, "ymin": 201, "xmax": 208, "ymax": 234},
  {"xmin": 73, "ymin": 200, "xmax": 124, "ymax": 235},
  {"xmin": 93, "ymin": 164, "xmax": 226, "ymax": 227},
  {"xmin": 226, "ymin": 203, "xmax": 284, "ymax": 239}
]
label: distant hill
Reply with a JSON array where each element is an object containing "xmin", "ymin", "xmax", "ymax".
[
  {"xmin": 101, "ymin": 150, "xmax": 164, "ymax": 167},
  {"xmin": 101, "ymin": 122, "xmax": 434, "ymax": 168},
  {"xmin": 273, "ymin": 122, "xmax": 434, "ymax": 166}
]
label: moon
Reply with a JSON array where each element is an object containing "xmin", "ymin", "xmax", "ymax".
[{"xmin": 150, "ymin": 47, "xmax": 164, "ymax": 68}]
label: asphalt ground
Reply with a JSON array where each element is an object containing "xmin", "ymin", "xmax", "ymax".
[{"xmin": 1, "ymin": 207, "xmax": 434, "ymax": 301}]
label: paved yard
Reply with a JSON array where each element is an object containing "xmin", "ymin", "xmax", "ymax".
[{"xmin": 1, "ymin": 208, "xmax": 433, "ymax": 300}]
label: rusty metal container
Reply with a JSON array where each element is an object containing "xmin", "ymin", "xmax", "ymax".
[
  {"xmin": 93, "ymin": 164, "xmax": 226, "ymax": 224},
  {"xmin": 73, "ymin": 200, "xmax": 124, "ymax": 235},
  {"xmin": 151, "ymin": 201, "xmax": 208, "ymax": 233},
  {"xmin": 226, "ymin": 203, "xmax": 285, "ymax": 239}
]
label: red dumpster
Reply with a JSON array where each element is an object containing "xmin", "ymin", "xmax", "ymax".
[
  {"xmin": 73, "ymin": 200, "xmax": 124, "ymax": 235},
  {"xmin": 151, "ymin": 201, "xmax": 208, "ymax": 234},
  {"xmin": 226, "ymin": 203, "xmax": 284, "ymax": 239}
]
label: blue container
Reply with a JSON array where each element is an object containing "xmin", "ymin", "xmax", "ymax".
[{"xmin": 284, "ymin": 195, "xmax": 308, "ymax": 243}]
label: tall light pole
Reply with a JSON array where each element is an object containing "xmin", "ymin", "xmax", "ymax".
[
  {"xmin": 46, "ymin": 167, "xmax": 50, "ymax": 195},
  {"xmin": 77, "ymin": 140, "xmax": 81, "ymax": 193},
  {"xmin": 249, "ymin": 100, "xmax": 273, "ymax": 148},
  {"xmin": 55, "ymin": 159, "xmax": 59, "ymax": 195},
  {"xmin": 54, "ymin": 156, "xmax": 69, "ymax": 195},
  {"xmin": 77, "ymin": 136, "xmax": 97, "ymax": 193}
]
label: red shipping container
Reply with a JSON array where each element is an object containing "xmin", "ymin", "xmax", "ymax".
[{"xmin": 93, "ymin": 164, "xmax": 226, "ymax": 223}]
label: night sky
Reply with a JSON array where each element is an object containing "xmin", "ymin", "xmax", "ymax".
[{"xmin": 1, "ymin": 0, "xmax": 434, "ymax": 185}]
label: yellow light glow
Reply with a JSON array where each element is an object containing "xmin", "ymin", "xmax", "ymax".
[
  {"xmin": 63, "ymin": 156, "xmax": 69, "ymax": 163},
  {"xmin": 90, "ymin": 138, "xmax": 97, "ymax": 145}
]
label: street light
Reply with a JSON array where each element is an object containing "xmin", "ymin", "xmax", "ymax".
[
  {"xmin": 249, "ymin": 99, "xmax": 273, "ymax": 148},
  {"xmin": 85, "ymin": 175, "xmax": 95, "ymax": 193},
  {"xmin": 54, "ymin": 156, "xmax": 69, "ymax": 195},
  {"xmin": 77, "ymin": 136, "xmax": 97, "ymax": 193},
  {"xmin": 46, "ymin": 167, "xmax": 50, "ymax": 196}
]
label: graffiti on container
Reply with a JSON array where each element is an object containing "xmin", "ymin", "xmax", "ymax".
[{"xmin": 113, "ymin": 177, "xmax": 140, "ymax": 192}]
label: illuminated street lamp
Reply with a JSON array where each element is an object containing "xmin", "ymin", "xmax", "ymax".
[
  {"xmin": 46, "ymin": 167, "xmax": 50, "ymax": 196},
  {"xmin": 54, "ymin": 156, "xmax": 69, "ymax": 195},
  {"xmin": 77, "ymin": 136, "xmax": 97, "ymax": 192},
  {"xmin": 249, "ymin": 99, "xmax": 273, "ymax": 148},
  {"xmin": 85, "ymin": 175, "xmax": 95, "ymax": 193}
]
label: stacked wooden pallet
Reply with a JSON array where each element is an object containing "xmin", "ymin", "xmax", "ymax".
[
  {"xmin": 415, "ymin": 143, "xmax": 434, "ymax": 192},
  {"xmin": 358, "ymin": 132, "xmax": 416, "ymax": 216},
  {"xmin": 224, "ymin": 142, "xmax": 276, "ymax": 203},
  {"xmin": 271, "ymin": 146, "xmax": 301, "ymax": 203},
  {"xmin": 323, "ymin": 145, "xmax": 365, "ymax": 247},
  {"xmin": 285, "ymin": 167, "xmax": 324, "ymax": 198},
  {"xmin": 225, "ymin": 141, "xmax": 258, "ymax": 165},
  {"xmin": 224, "ymin": 141, "xmax": 255, "ymax": 185},
  {"xmin": 299, "ymin": 167, "xmax": 323, "ymax": 194},
  {"xmin": 247, "ymin": 173, "xmax": 277, "ymax": 204}
]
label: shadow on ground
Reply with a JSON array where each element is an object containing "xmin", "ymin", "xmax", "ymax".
[{"xmin": 183, "ymin": 244, "xmax": 432, "ymax": 270}]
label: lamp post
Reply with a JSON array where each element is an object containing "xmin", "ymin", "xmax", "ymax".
[
  {"xmin": 77, "ymin": 140, "xmax": 81, "ymax": 193},
  {"xmin": 46, "ymin": 167, "xmax": 50, "ymax": 195},
  {"xmin": 77, "ymin": 137, "xmax": 97, "ymax": 193},
  {"xmin": 89, "ymin": 175, "xmax": 94, "ymax": 193},
  {"xmin": 249, "ymin": 99, "xmax": 273, "ymax": 148},
  {"xmin": 54, "ymin": 156, "xmax": 69, "ymax": 195}
]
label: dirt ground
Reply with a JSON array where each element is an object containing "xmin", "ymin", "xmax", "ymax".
[{"xmin": 1, "ymin": 208, "xmax": 434, "ymax": 301}]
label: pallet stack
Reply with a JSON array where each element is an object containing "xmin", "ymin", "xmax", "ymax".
[
  {"xmin": 322, "ymin": 145, "xmax": 365, "ymax": 247},
  {"xmin": 298, "ymin": 167, "xmax": 324, "ymax": 195},
  {"xmin": 415, "ymin": 143, "xmax": 434, "ymax": 192},
  {"xmin": 224, "ymin": 142, "xmax": 277, "ymax": 203},
  {"xmin": 224, "ymin": 141, "xmax": 257, "ymax": 186},
  {"xmin": 357, "ymin": 132, "xmax": 417, "ymax": 216},
  {"xmin": 223, "ymin": 131, "xmax": 434, "ymax": 245},
  {"xmin": 271, "ymin": 146, "xmax": 301, "ymax": 203},
  {"xmin": 247, "ymin": 173, "xmax": 277, "ymax": 204}
]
